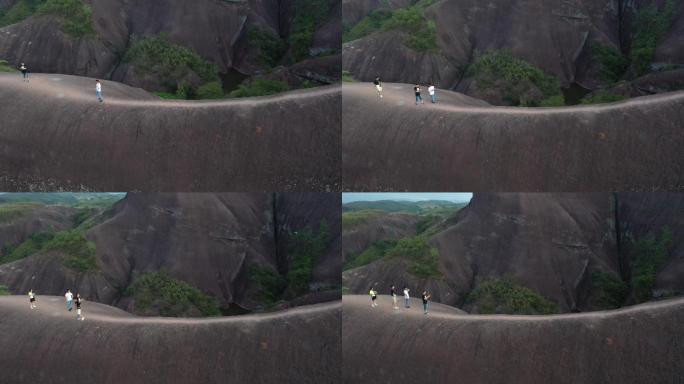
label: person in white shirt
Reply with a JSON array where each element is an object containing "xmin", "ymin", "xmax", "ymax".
[
  {"xmin": 19, "ymin": 63, "xmax": 28, "ymax": 82},
  {"xmin": 65, "ymin": 289, "xmax": 74, "ymax": 312},
  {"xmin": 95, "ymin": 80, "xmax": 103, "ymax": 103},
  {"xmin": 403, "ymin": 287, "xmax": 410, "ymax": 308},
  {"xmin": 428, "ymin": 83, "xmax": 436, "ymax": 103},
  {"xmin": 28, "ymin": 289, "xmax": 36, "ymax": 309}
]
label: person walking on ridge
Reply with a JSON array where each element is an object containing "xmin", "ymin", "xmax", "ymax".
[
  {"xmin": 414, "ymin": 84, "xmax": 423, "ymax": 105},
  {"xmin": 65, "ymin": 289, "xmax": 74, "ymax": 312},
  {"xmin": 75, "ymin": 293, "xmax": 85, "ymax": 321},
  {"xmin": 95, "ymin": 80, "xmax": 103, "ymax": 103},
  {"xmin": 390, "ymin": 285, "xmax": 398, "ymax": 310},
  {"xmin": 28, "ymin": 289, "xmax": 36, "ymax": 309},
  {"xmin": 422, "ymin": 291, "xmax": 431, "ymax": 314},
  {"xmin": 428, "ymin": 83, "xmax": 437, "ymax": 103},
  {"xmin": 19, "ymin": 63, "xmax": 28, "ymax": 82},
  {"xmin": 369, "ymin": 287, "xmax": 378, "ymax": 308},
  {"xmin": 373, "ymin": 76, "xmax": 383, "ymax": 98},
  {"xmin": 403, "ymin": 287, "xmax": 410, "ymax": 308}
]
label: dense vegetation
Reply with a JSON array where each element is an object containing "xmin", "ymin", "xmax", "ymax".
[
  {"xmin": 468, "ymin": 50, "xmax": 563, "ymax": 107},
  {"xmin": 227, "ymin": 79, "xmax": 289, "ymax": 98},
  {"xmin": 0, "ymin": 60, "xmax": 17, "ymax": 72},
  {"xmin": 591, "ymin": 271, "xmax": 628, "ymax": 309},
  {"xmin": 249, "ymin": 265, "xmax": 286, "ymax": 304},
  {"xmin": 343, "ymin": 0, "xmax": 437, "ymax": 51},
  {"xmin": 580, "ymin": 91, "xmax": 626, "ymax": 104},
  {"xmin": 630, "ymin": 0, "xmax": 676, "ymax": 76},
  {"xmin": 0, "ymin": 284, "xmax": 9, "ymax": 295},
  {"xmin": 387, "ymin": 235, "xmax": 441, "ymax": 278},
  {"xmin": 248, "ymin": 27, "xmax": 287, "ymax": 68},
  {"xmin": 341, "ymin": 209, "xmax": 384, "ymax": 228},
  {"xmin": 44, "ymin": 230, "xmax": 97, "ymax": 271},
  {"xmin": 124, "ymin": 271, "xmax": 220, "ymax": 317},
  {"xmin": 467, "ymin": 278, "xmax": 559, "ymax": 315},
  {"xmin": 593, "ymin": 43, "xmax": 630, "ymax": 83},
  {"xmin": 290, "ymin": 0, "xmax": 332, "ymax": 61},
  {"xmin": 0, "ymin": 0, "xmax": 93, "ymax": 37},
  {"xmin": 124, "ymin": 35, "xmax": 220, "ymax": 99},
  {"xmin": 345, "ymin": 239, "xmax": 398, "ymax": 271},
  {"xmin": 0, "ymin": 232, "xmax": 54, "ymax": 264},
  {"xmin": 343, "ymin": 200, "xmax": 464, "ymax": 215},
  {"xmin": 287, "ymin": 220, "xmax": 330, "ymax": 296},
  {"xmin": 341, "ymin": 70, "xmax": 356, "ymax": 82},
  {"xmin": 631, "ymin": 227, "xmax": 672, "ymax": 303}
]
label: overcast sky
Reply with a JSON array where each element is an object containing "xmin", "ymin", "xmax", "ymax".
[{"xmin": 342, "ymin": 193, "xmax": 473, "ymax": 204}]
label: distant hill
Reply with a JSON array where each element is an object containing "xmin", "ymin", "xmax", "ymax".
[{"xmin": 342, "ymin": 200, "xmax": 467, "ymax": 215}]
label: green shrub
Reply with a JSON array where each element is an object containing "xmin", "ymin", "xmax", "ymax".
[
  {"xmin": 124, "ymin": 35, "xmax": 219, "ymax": 94},
  {"xmin": 416, "ymin": 214, "xmax": 439, "ymax": 234},
  {"xmin": 343, "ymin": 10, "xmax": 393, "ymax": 42},
  {"xmin": 341, "ymin": 70, "xmax": 356, "ymax": 82},
  {"xmin": 344, "ymin": 239, "xmax": 397, "ymax": 270},
  {"xmin": 290, "ymin": 0, "xmax": 332, "ymax": 61},
  {"xmin": 630, "ymin": 0, "xmax": 676, "ymax": 76},
  {"xmin": 539, "ymin": 94, "xmax": 566, "ymax": 107},
  {"xmin": 154, "ymin": 91, "xmax": 186, "ymax": 100},
  {"xmin": 0, "ymin": 232, "xmax": 54, "ymax": 264},
  {"xmin": 228, "ymin": 79, "xmax": 289, "ymax": 98},
  {"xmin": 631, "ymin": 227, "xmax": 672, "ymax": 303},
  {"xmin": 591, "ymin": 271, "xmax": 628, "ymax": 309},
  {"xmin": 383, "ymin": 5, "xmax": 437, "ymax": 51},
  {"xmin": 37, "ymin": 0, "xmax": 93, "ymax": 37},
  {"xmin": 287, "ymin": 220, "xmax": 329, "ymax": 296},
  {"xmin": 468, "ymin": 50, "xmax": 562, "ymax": 106},
  {"xmin": 44, "ymin": 230, "xmax": 97, "ymax": 271},
  {"xmin": 72, "ymin": 208, "xmax": 94, "ymax": 227},
  {"xmin": 195, "ymin": 81, "xmax": 224, "ymax": 99},
  {"xmin": 467, "ymin": 278, "xmax": 559, "ymax": 315},
  {"xmin": 124, "ymin": 271, "xmax": 220, "ymax": 317},
  {"xmin": 249, "ymin": 265, "xmax": 286, "ymax": 304},
  {"xmin": 0, "ymin": 60, "xmax": 17, "ymax": 72},
  {"xmin": 0, "ymin": 0, "xmax": 42, "ymax": 27},
  {"xmin": 0, "ymin": 284, "xmax": 9, "ymax": 295},
  {"xmin": 580, "ymin": 91, "xmax": 626, "ymax": 104},
  {"xmin": 592, "ymin": 43, "xmax": 629, "ymax": 82},
  {"xmin": 387, "ymin": 235, "xmax": 442, "ymax": 278},
  {"xmin": 248, "ymin": 27, "xmax": 286, "ymax": 67}
]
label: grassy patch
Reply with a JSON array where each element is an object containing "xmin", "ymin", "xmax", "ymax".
[
  {"xmin": 248, "ymin": 27, "xmax": 286, "ymax": 67},
  {"xmin": 227, "ymin": 79, "xmax": 289, "ymax": 98},
  {"xmin": 344, "ymin": 239, "xmax": 397, "ymax": 270},
  {"xmin": 290, "ymin": 0, "xmax": 332, "ymax": 61},
  {"xmin": 287, "ymin": 220, "xmax": 329, "ymax": 296},
  {"xmin": 539, "ymin": 94, "xmax": 566, "ymax": 107},
  {"xmin": 592, "ymin": 43, "xmax": 629, "ymax": 83},
  {"xmin": 0, "ymin": 284, "xmax": 9, "ymax": 295},
  {"xmin": 37, "ymin": 0, "xmax": 93, "ymax": 37},
  {"xmin": 124, "ymin": 271, "xmax": 220, "ymax": 317},
  {"xmin": 341, "ymin": 70, "xmax": 356, "ymax": 82},
  {"xmin": 341, "ymin": 209, "xmax": 384, "ymax": 228},
  {"xmin": 43, "ymin": 230, "xmax": 97, "ymax": 271},
  {"xmin": 630, "ymin": 0, "xmax": 676, "ymax": 76},
  {"xmin": 580, "ymin": 91, "xmax": 626, "ymax": 104},
  {"xmin": 631, "ymin": 227, "xmax": 672, "ymax": 303},
  {"xmin": 0, "ymin": 60, "xmax": 18, "ymax": 72},
  {"xmin": 467, "ymin": 278, "xmax": 559, "ymax": 315},
  {"xmin": 591, "ymin": 271, "xmax": 628, "ymax": 309},
  {"xmin": 154, "ymin": 91, "xmax": 186, "ymax": 99},
  {"xmin": 343, "ymin": 10, "xmax": 393, "ymax": 42},
  {"xmin": 416, "ymin": 214, "xmax": 439, "ymax": 235},
  {"xmin": 195, "ymin": 81, "xmax": 224, "ymax": 99},
  {"xmin": 0, "ymin": 0, "xmax": 42, "ymax": 27},
  {"xmin": 387, "ymin": 235, "xmax": 442, "ymax": 278},
  {"xmin": 0, "ymin": 232, "xmax": 54, "ymax": 264},
  {"xmin": 249, "ymin": 265, "xmax": 286, "ymax": 304},
  {"xmin": 0, "ymin": 202, "xmax": 39, "ymax": 221},
  {"xmin": 467, "ymin": 50, "xmax": 563, "ymax": 106},
  {"xmin": 124, "ymin": 35, "xmax": 219, "ymax": 97},
  {"xmin": 383, "ymin": 3, "xmax": 437, "ymax": 51}
]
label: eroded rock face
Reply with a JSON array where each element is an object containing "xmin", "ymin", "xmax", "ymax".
[
  {"xmin": 343, "ymin": 193, "xmax": 684, "ymax": 312},
  {"xmin": 0, "ymin": 193, "xmax": 341, "ymax": 313}
]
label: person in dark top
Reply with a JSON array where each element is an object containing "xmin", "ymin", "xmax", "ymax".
[
  {"xmin": 373, "ymin": 76, "xmax": 383, "ymax": 98},
  {"xmin": 422, "ymin": 291, "xmax": 431, "ymax": 314},
  {"xmin": 19, "ymin": 63, "xmax": 28, "ymax": 82},
  {"xmin": 75, "ymin": 293, "xmax": 85, "ymax": 321},
  {"xmin": 414, "ymin": 84, "xmax": 423, "ymax": 105},
  {"xmin": 390, "ymin": 285, "xmax": 398, "ymax": 310}
]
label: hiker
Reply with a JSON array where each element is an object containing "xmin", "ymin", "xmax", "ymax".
[
  {"xmin": 369, "ymin": 287, "xmax": 378, "ymax": 308},
  {"xmin": 75, "ymin": 293, "xmax": 85, "ymax": 321},
  {"xmin": 65, "ymin": 289, "xmax": 74, "ymax": 312},
  {"xmin": 403, "ymin": 287, "xmax": 410, "ymax": 308},
  {"xmin": 28, "ymin": 289, "xmax": 36, "ymax": 309},
  {"xmin": 414, "ymin": 84, "xmax": 423, "ymax": 105},
  {"xmin": 422, "ymin": 291, "xmax": 431, "ymax": 314},
  {"xmin": 373, "ymin": 76, "xmax": 383, "ymax": 98},
  {"xmin": 95, "ymin": 80, "xmax": 103, "ymax": 102},
  {"xmin": 19, "ymin": 63, "xmax": 28, "ymax": 82},
  {"xmin": 390, "ymin": 285, "xmax": 398, "ymax": 310},
  {"xmin": 428, "ymin": 83, "xmax": 436, "ymax": 103}
]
